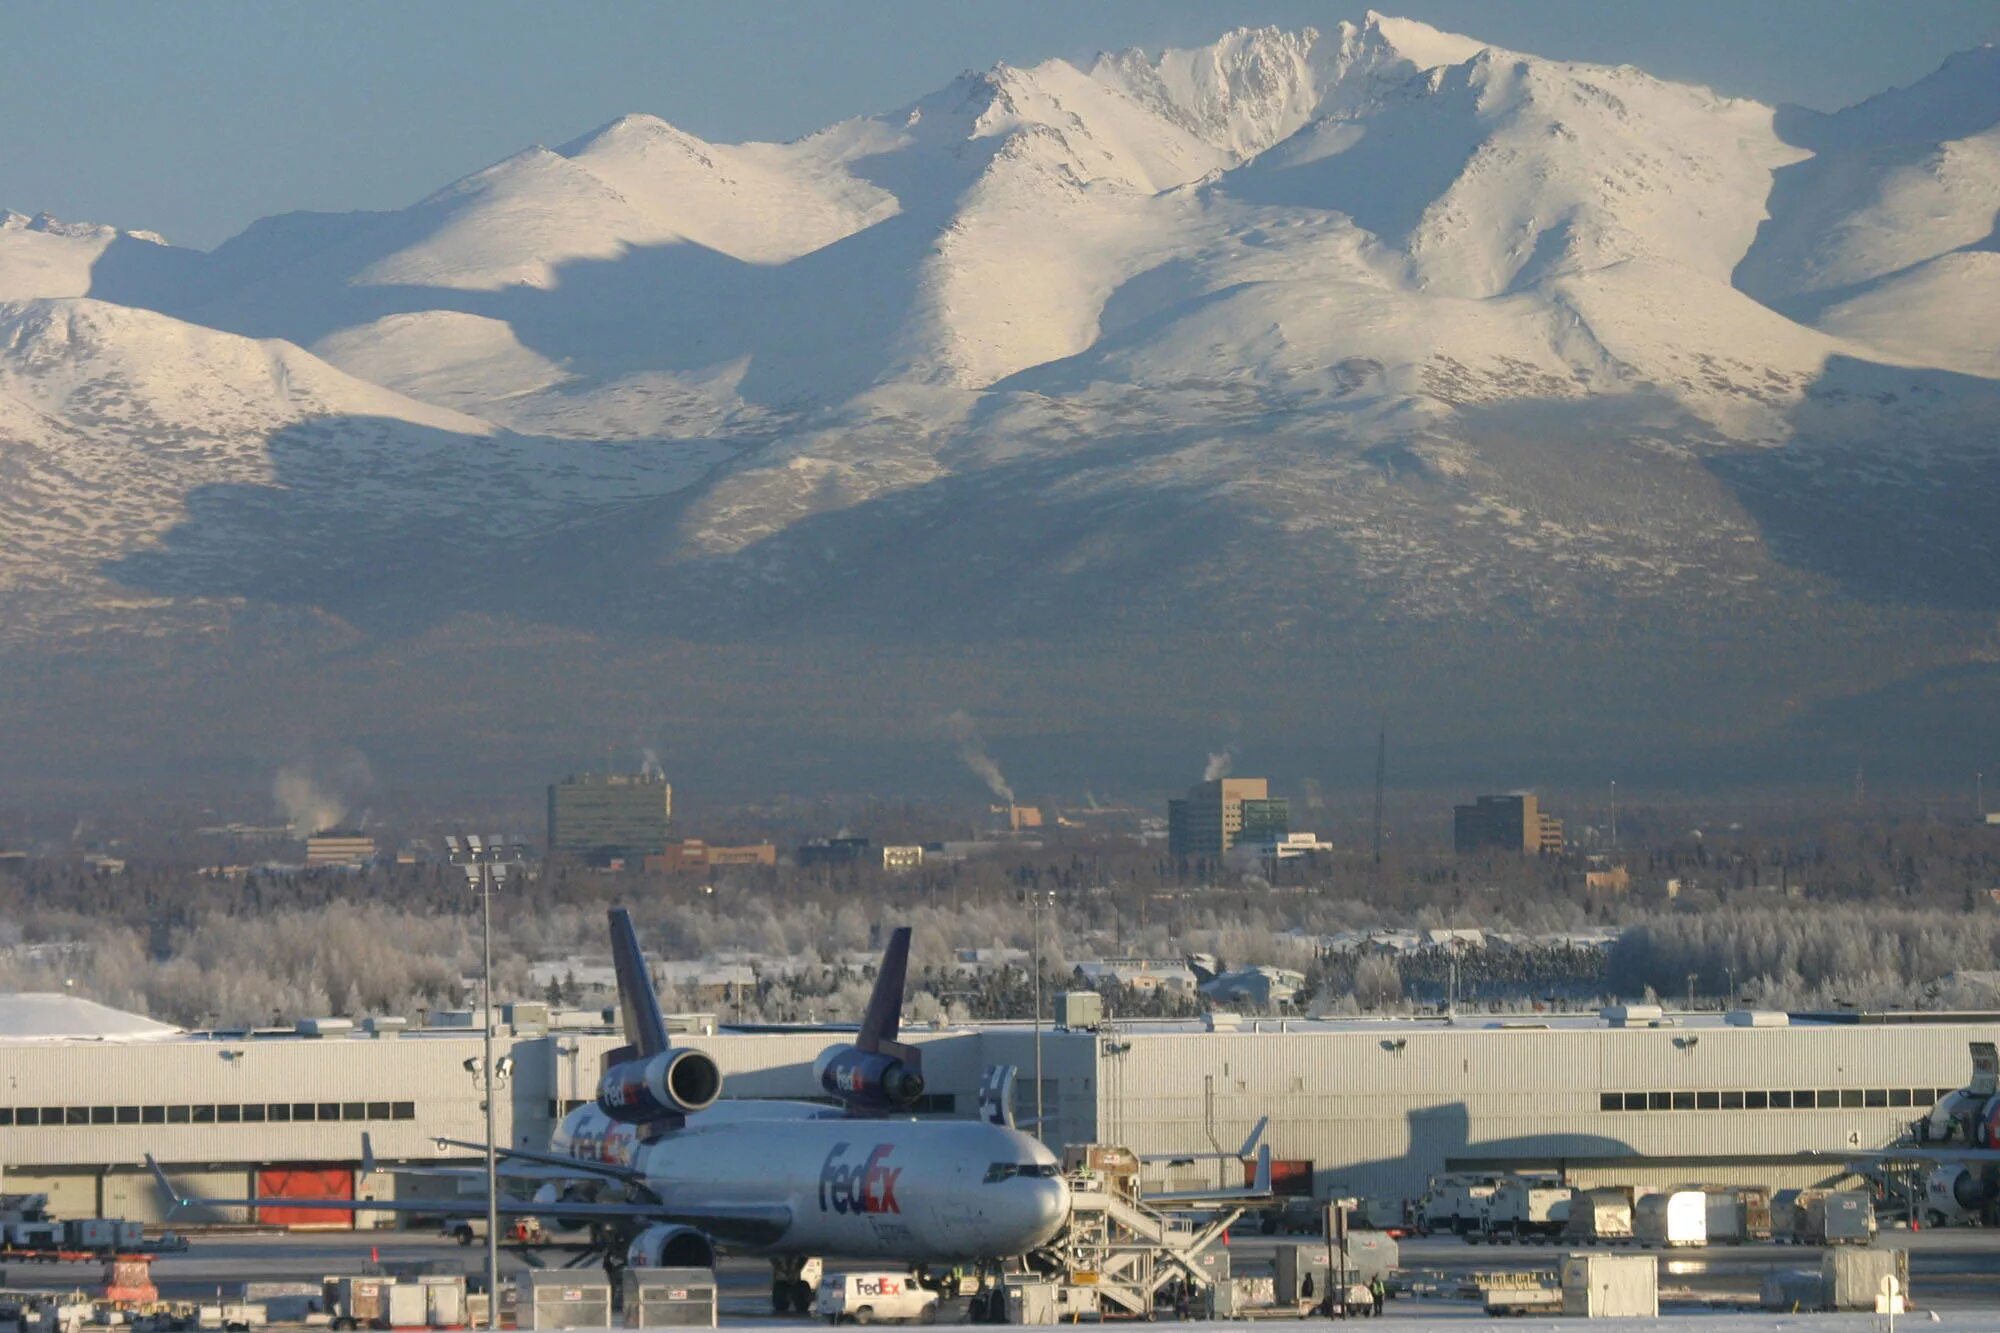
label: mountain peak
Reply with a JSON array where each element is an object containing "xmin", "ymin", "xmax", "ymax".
[{"xmin": 1353, "ymin": 10, "xmax": 1490, "ymax": 71}]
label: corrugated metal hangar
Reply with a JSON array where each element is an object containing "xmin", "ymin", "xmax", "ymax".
[{"xmin": 1, "ymin": 999, "xmax": 1990, "ymax": 1222}]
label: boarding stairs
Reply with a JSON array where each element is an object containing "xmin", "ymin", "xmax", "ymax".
[{"xmin": 1042, "ymin": 1174, "xmax": 1242, "ymax": 1317}]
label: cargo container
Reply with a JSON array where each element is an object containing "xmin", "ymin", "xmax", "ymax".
[
  {"xmin": 386, "ymin": 1283, "xmax": 428, "ymax": 1329},
  {"xmin": 1809, "ymin": 1192, "xmax": 1877, "ymax": 1247},
  {"xmin": 417, "ymin": 1275, "xmax": 465, "ymax": 1327},
  {"xmin": 520, "ymin": 1273, "xmax": 611, "ymax": 1331},
  {"xmin": 1273, "ymin": 1234, "xmax": 1397, "ymax": 1306},
  {"xmin": 1563, "ymin": 1187, "xmax": 1636, "ymax": 1243},
  {"xmin": 1560, "ymin": 1254, "xmax": 1658, "ymax": 1318},
  {"xmin": 1823, "ymin": 1247, "xmax": 1909, "ymax": 1311},
  {"xmin": 323, "ymin": 1276, "xmax": 395, "ymax": 1330},
  {"xmin": 63, "ymin": 1220, "xmax": 118, "ymax": 1253},
  {"xmin": 1633, "ymin": 1191, "xmax": 1707, "ymax": 1248},
  {"xmin": 622, "ymin": 1267, "xmax": 717, "ymax": 1328}
]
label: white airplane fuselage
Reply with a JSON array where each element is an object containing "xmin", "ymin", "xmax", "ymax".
[{"xmin": 551, "ymin": 1101, "xmax": 1070, "ymax": 1261}]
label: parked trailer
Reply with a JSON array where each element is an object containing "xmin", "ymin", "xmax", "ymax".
[
  {"xmin": 1419, "ymin": 1176, "xmax": 1500, "ymax": 1236},
  {"xmin": 1633, "ymin": 1191, "xmax": 1707, "ymax": 1248},
  {"xmin": 1484, "ymin": 1180, "xmax": 1571, "ymax": 1243},
  {"xmin": 1701, "ymin": 1187, "xmax": 1772, "ymax": 1244},
  {"xmin": 1562, "ymin": 1188, "xmax": 1636, "ymax": 1245}
]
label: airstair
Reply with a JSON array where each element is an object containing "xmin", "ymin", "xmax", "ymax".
[{"xmin": 1039, "ymin": 1172, "xmax": 1244, "ymax": 1316}]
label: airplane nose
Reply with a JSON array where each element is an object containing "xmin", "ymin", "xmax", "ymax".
[{"xmin": 1023, "ymin": 1176, "xmax": 1070, "ymax": 1243}]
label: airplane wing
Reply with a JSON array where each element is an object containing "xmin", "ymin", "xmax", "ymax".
[
  {"xmin": 1148, "ymin": 1144, "xmax": 1275, "ymax": 1206},
  {"xmin": 1833, "ymin": 1147, "xmax": 2000, "ymax": 1165},
  {"xmin": 355, "ymin": 1133, "xmax": 651, "ymax": 1191},
  {"xmin": 426, "ymin": 1137, "xmax": 654, "ymax": 1189},
  {"xmin": 148, "ymin": 1156, "xmax": 790, "ymax": 1247}
]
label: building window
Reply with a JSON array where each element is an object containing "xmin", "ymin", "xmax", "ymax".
[
  {"xmin": 191, "ymin": 1106, "xmax": 215, "ymax": 1124},
  {"xmin": 242, "ymin": 1104, "xmax": 267, "ymax": 1123},
  {"xmin": 367, "ymin": 1101, "xmax": 390, "ymax": 1120},
  {"xmin": 294, "ymin": 1103, "xmax": 318, "ymax": 1122},
  {"xmin": 142, "ymin": 1106, "xmax": 165, "ymax": 1124},
  {"xmin": 1721, "ymin": 1091, "xmax": 1744, "ymax": 1110},
  {"xmin": 218, "ymin": 1104, "xmax": 242, "ymax": 1123},
  {"xmin": 1889, "ymin": 1089, "xmax": 1913, "ymax": 1108},
  {"xmin": 318, "ymin": 1102, "xmax": 339, "ymax": 1121},
  {"xmin": 168, "ymin": 1106, "xmax": 191, "ymax": 1124},
  {"xmin": 1864, "ymin": 1089, "xmax": 1888, "ymax": 1108},
  {"xmin": 1768, "ymin": 1091, "xmax": 1792, "ymax": 1109},
  {"xmin": 0, "ymin": 1108, "xmax": 12, "ymax": 1126},
  {"xmin": 1840, "ymin": 1089, "xmax": 1863, "ymax": 1109},
  {"xmin": 1670, "ymin": 1091, "xmax": 1695, "ymax": 1111},
  {"xmin": 268, "ymin": 1103, "xmax": 292, "ymax": 1122},
  {"xmin": 1746, "ymin": 1090, "xmax": 1769, "ymax": 1110},
  {"xmin": 391, "ymin": 1102, "xmax": 415, "ymax": 1121},
  {"xmin": 66, "ymin": 1107, "xmax": 90, "ymax": 1125},
  {"xmin": 342, "ymin": 1102, "xmax": 365, "ymax": 1121},
  {"xmin": 1696, "ymin": 1091, "xmax": 1720, "ymax": 1110},
  {"xmin": 116, "ymin": 1106, "xmax": 140, "ymax": 1125},
  {"xmin": 1648, "ymin": 1092, "xmax": 1671, "ymax": 1111},
  {"xmin": 1600, "ymin": 1092, "xmax": 1623, "ymax": 1112}
]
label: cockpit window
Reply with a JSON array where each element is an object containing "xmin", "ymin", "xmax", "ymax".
[{"xmin": 984, "ymin": 1162, "xmax": 1061, "ymax": 1183}]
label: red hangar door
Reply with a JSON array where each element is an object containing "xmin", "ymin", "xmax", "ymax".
[{"xmin": 256, "ymin": 1165, "xmax": 354, "ymax": 1229}]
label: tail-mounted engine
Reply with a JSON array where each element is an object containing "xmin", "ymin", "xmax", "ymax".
[
  {"xmin": 815, "ymin": 1046, "xmax": 924, "ymax": 1113},
  {"xmin": 597, "ymin": 1048, "xmax": 722, "ymax": 1124}
]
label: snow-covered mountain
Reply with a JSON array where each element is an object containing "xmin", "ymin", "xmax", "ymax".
[{"xmin": 2, "ymin": 14, "xmax": 1996, "ymax": 794}]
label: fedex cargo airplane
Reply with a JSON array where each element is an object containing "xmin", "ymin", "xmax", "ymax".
[
  {"xmin": 154, "ymin": 909, "xmax": 1069, "ymax": 1311},
  {"xmin": 1838, "ymin": 1041, "xmax": 2000, "ymax": 1227}
]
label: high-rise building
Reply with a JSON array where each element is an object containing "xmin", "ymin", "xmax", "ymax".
[
  {"xmin": 547, "ymin": 773, "xmax": 672, "ymax": 863},
  {"xmin": 1454, "ymin": 793, "xmax": 1564, "ymax": 855},
  {"xmin": 1168, "ymin": 778, "xmax": 1288, "ymax": 858}
]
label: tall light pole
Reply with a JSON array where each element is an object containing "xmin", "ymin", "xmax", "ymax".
[
  {"xmin": 1028, "ymin": 888, "xmax": 1057, "ymax": 1140},
  {"xmin": 449, "ymin": 834, "xmax": 518, "ymax": 1332}
]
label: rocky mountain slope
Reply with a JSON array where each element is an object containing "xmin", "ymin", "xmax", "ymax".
[{"xmin": 2, "ymin": 14, "xmax": 1996, "ymax": 797}]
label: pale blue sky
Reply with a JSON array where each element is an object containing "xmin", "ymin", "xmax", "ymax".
[{"xmin": 3, "ymin": 1, "xmax": 1994, "ymax": 249}]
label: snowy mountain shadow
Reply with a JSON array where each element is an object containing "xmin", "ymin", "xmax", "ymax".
[
  {"xmin": 97, "ymin": 415, "xmax": 693, "ymax": 633},
  {"xmin": 1708, "ymin": 355, "xmax": 2000, "ymax": 611}
]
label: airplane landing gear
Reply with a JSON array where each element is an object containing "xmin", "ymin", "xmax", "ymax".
[{"xmin": 771, "ymin": 1255, "xmax": 822, "ymax": 1315}]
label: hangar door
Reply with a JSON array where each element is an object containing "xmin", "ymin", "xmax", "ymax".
[{"xmin": 256, "ymin": 1166, "xmax": 353, "ymax": 1229}]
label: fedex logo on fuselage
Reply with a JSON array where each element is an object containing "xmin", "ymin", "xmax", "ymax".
[
  {"xmin": 818, "ymin": 1142, "xmax": 903, "ymax": 1215},
  {"xmin": 562, "ymin": 1112, "xmax": 640, "ymax": 1167}
]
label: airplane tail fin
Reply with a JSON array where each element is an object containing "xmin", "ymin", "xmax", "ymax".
[
  {"xmin": 610, "ymin": 907, "xmax": 671, "ymax": 1060},
  {"xmin": 979, "ymin": 1065, "xmax": 1019, "ymax": 1128},
  {"xmin": 1972, "ymin": 1041, "xmax": 1997, "ymax": 1097},
  {"xmin": 856, "ymin": 926, "xmax": 912, "ymax": 1054}
]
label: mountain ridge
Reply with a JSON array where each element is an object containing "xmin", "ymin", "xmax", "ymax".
[{"xmin": 1, "ymin": 15, "xmax": 1996, "ymax": 798}]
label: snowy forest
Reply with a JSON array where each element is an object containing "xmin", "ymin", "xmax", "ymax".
[{"xmin": 2, "ymin": 814, "xmax": 1997, "ymax": 1028}]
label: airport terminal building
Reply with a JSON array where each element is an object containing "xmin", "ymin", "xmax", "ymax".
[{"xmin": 1, "ymin": 995, "xmax": 1990, "ymax": 1223}]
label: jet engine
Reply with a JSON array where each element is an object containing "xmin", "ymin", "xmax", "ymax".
[
  {"xmin": 1926, "ymin": 1165, "xmax": 1994, "ymax": 1220},
  {"xmin": 625, "ymin": 1224, "xmax": 715, "ymax": 1270},
  {"xmin": 597, "ymin": 1049, "xmax": 723, "ymax": 1124},
  {"xmin": 815, "ymin": 1046, "xmax": 924, "ymax": 1113}
]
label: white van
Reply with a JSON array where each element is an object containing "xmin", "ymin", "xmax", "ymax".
[{"xmin": 814, "ymin": 1271, "xmax": 939, "ymax": 1325}]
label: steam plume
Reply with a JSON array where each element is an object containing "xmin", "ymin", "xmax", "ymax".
[
  {"xmin": 272, "ymin": 751, "xmax": 373, "ymax": 835},
  {"xmin": 1203, "ymin": 747, "xmax": 1235, "ymax": 782},
  {"xmin": 274, "ymin": 767, "xmax": 346, "ymax": 834},
  {"xmin": 945, "ymin": 710, "xmax": 1014, "ymax": 803},
  {"xmin": 640, "ymin": 748, "xmax": 665, "ymax": 779}
]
